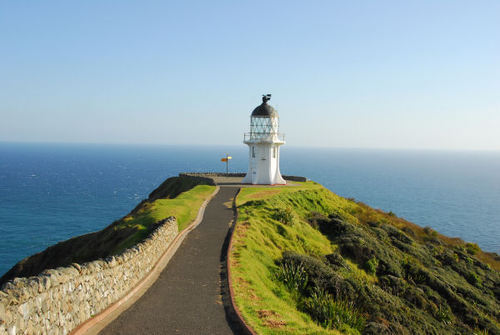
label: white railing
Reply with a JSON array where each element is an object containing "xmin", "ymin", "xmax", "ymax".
[{"xmin": 244, "ymin": 132, "xmax": 285, "ymax": 142}]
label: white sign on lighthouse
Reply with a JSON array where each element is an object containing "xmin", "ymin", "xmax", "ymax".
[{"xmin": 242, "ymin": 94, "xmax": 286, "ymax": 185}]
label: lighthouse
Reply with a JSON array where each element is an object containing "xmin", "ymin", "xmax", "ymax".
[{"xmin": 242, "ymin": 95, "xmax": 286, "ymax": 185}]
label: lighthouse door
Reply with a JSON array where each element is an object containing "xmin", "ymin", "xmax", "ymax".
[{"xmin": 251, "ymin": 146, "xmax": 257, "ymax": 177}]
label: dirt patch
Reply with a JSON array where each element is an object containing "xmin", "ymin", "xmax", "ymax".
[
  {"xmin": 236, "ymin": 221, "xmax": 250, "ymax": 235},
  {"xmin": 249, "ymin": 291, "xmax": 260, "ymax": 301},
  {"xmin": 233, "ymin": 221, "xmax": 250, "ymax": 244},
  {"xmin": 264, "ymin": 319, "xmax": 287, "ymax": 328},
  {"xmin": 257, "ymin": 310, "xmax": 277, "ymax": 318},
  {"xmin": 236, "ymin": 277, "xmax": 250, "ymax": 287},
  {"xmin": 246, "ymin": 189, "xmax": 282, "ymax": 199},
  {"xmin": 234, "ymin": 277, "xmax": 260, "ymax": 303},
  {"xmin": 258, "ymin": 310, "xmax": 287, "ymax": 328}
]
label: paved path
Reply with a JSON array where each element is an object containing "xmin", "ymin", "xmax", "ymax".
[{"xmin": 100, "ymin": 187, "xmax": 241, "ymax": 335}]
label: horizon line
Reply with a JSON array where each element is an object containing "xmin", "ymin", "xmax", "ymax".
[{"xmin": 1, "ymin": 140, "xmax": 500, "ymax": 153}]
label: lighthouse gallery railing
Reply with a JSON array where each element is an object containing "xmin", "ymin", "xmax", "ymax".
[{"xmin": 244, "ymin": 132, "xmax": 285, "ymax": 142}]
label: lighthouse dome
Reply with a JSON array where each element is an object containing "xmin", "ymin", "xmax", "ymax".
[{"xmin": 251, "ymin": 95, "xmax": 279, "ymax": 118}]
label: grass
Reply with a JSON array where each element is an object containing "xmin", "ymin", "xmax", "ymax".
[
  {"xmin": 111, "ymin": 184, "xmax": 215, "ymax": 254},
  {"xmin": 230, "ymin": 182, "xmax": 345, "ymax": 334},
  {"xmin": 236, "ymin": 181, "xmax": 324, "ymax": 206},
  {"xmin": 229, "ymin": 181, "xmax": 500, "ymax": 335}
]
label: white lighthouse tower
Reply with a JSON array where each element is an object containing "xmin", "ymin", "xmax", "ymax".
[{"xmin": 242, "ymin": 94, "xmax": 286, "ymax": 185}]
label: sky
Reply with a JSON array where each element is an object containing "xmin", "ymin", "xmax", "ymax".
[{"xmin": 1, "ymin": 1, "xmax": 499, "ymax": 150}]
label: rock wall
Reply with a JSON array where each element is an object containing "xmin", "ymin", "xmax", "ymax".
[
  {"xmin": 180, "ymin": 172, "xmax": 307, "ymax": 182},
  {"xmin": 0, "ymin": 217, "xmax": 178, "ymax": 335}
]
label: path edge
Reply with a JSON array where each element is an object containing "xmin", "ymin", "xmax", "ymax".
[
  {"xmin": 226, "ymin": 188, "xmax": 259, "ymax": 335},
  {"xmin": 71, "ymin": 186, "xmax": 221, "ymax": 335}
]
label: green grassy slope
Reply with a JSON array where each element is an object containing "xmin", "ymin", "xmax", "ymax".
[
  {"xmin": 0, "ymin": 176, "xmax": 215, "ymax": 286},
  {"xmin": 230, "ymin": 181, "xmax": 500, "ymax": 335}
]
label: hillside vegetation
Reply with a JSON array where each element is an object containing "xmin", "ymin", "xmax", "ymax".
[
  {"xmin": 0, "ymin": 175, "xmax": 215, "ymax": 286},
  {"xmin": 230, "ymin": 182, "xmax": 500, "ymax": 335}
]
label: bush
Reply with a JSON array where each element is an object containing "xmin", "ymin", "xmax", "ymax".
[
  {"xmin": 276, "ymin": 262, "xmax": 308, "ymax": 292},
  {"xmin": 280, "ymin": 251, "xmax": 345, "ymax": 296},
  {"xmin": 467, "ymin": 271, "xmax": 482, "ymax": 287},
  {"xmin": 424, "ymin": 226, "xmax": 438, "ymax": 237},
  {"xmin": 272, "ymin": 207, "xmax": 296, "ymax": 225},
  {"xmin": 402, "ymin": 226, "xmax": 416, "ymax": 237},
  {"xmin": 434, "ymin": 304, "xmax": 453, "ymax": 324},
  {"xmin": 325, "ymin": 253, "xmax": 349, "ymax": 270},
  {"xmin": 466, "ymin": 243, "xmax": 481, "ymax": 255},
  {"xmin": 307, "ymin": 211, "xmax": 328, "ymax": 229},
  {"xmin": 364, "ymin": 257, "xmax": 379, "ymax": 275},
  {"xmin": 303, "ymin": 287, "xmax": 365, "ymax": 333},
  {"xmin": 382, "ymin": 224, "xmax": 414, "ymax": 245}
]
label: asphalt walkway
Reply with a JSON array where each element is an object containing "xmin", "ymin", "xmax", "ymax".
[{"xmin": 100, "ymin": 187, "xmax": 241, "ymax": 335}]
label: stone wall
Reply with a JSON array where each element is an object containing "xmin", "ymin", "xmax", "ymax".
[
  {"xmin": 283, "ymin": 175, "xmax": 308, "ymax": 182},
  {"xmin": 178, "ymin": 173, "xmax": 220, "ymax": 182},
  {"xmin": 180, "ymin": 172, "xmax": 308, "ymax": 182},
  {"xmin": 0, "ymin": 217, "xmax": 178, "ymax": 335},
  {"xmin": 180, "ymin": 172, "xmax": 246, "ymax": 178}
]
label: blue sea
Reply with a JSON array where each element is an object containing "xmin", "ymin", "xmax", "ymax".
[{"xmin": 1, "ymin": 142, "xmax": 499, "ymax": 276}]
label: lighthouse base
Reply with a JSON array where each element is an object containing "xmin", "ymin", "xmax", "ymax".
[
  {"xmin": 242, "ymin": 167, "xmax": 286, "ymax": 185},
  {"xmin": 242, "ymin": 173, "xmax": 286, "ymax": 185},
  {"xmin": 243, "ymin": 142, "xmax": 286, "ymax": 185}
]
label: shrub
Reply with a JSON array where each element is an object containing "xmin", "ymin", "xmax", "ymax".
[
  {"xmin": 325, "ymin": 253, "xmax": 349, "ymax": 270},
  {"xmin": 379, "ymin": 275, "xmax": 407, "ymax": 296},
  {"xmin": 280, "ymin": 251, "xmax": 336, "ymax": 284},
  {"xmin": 307, "ymin": 211, "xmax": 327, "ymax": 229},
  {"xmin": 272, "ymin": 207, "xmax": 296, "ymax": 225},
  {"xmin": 276, "ymin": 262, "xmax": 308, "ymax": 292},
  {"xmin": 467, "ymin": 271, "xmax": 482, "ymax": 287},
  {"xmin": 434, "ymin": 304, "xmax": 453, "ymax": 324},
  {"xmin": 382, "ymin": 224, "xmax": 413, "ymax": 245},
  {"xmin": 377, "ymin": 258, "xmax": 402, "ymax": 277},
  {"xmin": 337, "ymin": 236, "xmax": 375, "ymax": 264},
  {"xmin": 423, "ymin": 226, "xmax": 438, "ymax": 237},
  {"xmin": 303, "ymin": 287, "xmax": 365, "ymax": 333},
  {"xmin": 466, "ymin": 243, "xmax": 481, "ymax": 255},
  {"xmin": 364, "ymin": 257, "xmax": 379, "ymax": 275},
  {"xmin": 437, "ymin": 250, "xmax": 459, "ymax": 266},
  {"xmin": 402, "ymin": 226, "xmax": 416, "ymax": 237},
  {"xmin": 279, "ymin": 251, "xmax": 355, "ymax": 300}
]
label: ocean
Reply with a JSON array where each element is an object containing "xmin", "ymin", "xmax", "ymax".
[{"xmin": 1, "ymin": 142, "xmax": 499, "ymax": 277}]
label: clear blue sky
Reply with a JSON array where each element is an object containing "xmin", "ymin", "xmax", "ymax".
[{"xmin": 1, "ymin": 1, "xmax": 499, "ymax": 150}]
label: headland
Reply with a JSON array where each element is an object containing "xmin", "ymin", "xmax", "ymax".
[{"xmin": 0, "ymin": 174, "xmax": 499, "ymax": 335}]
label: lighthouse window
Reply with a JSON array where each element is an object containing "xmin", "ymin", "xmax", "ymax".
[
  {"xmin": 252, "ymin": 146, "xmax": 255, "ymax": 158},
  {"xmin": 273, "ymin": 147, "xmax": 276, "ymax": 158}
]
